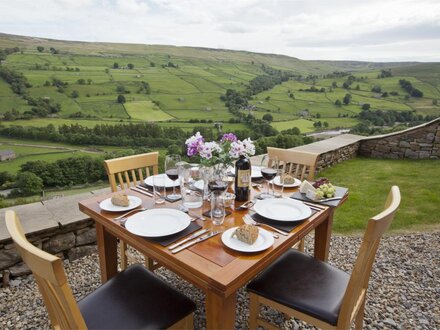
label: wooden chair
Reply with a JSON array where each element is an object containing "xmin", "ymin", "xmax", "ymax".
[
  {"xmin": 267, "ymin": 147, "xmax": 318, "ymax": 181},
  {"xmin": 104, "ymin": 152, "xmax": 159, "ymax": 270},
  {"xmin": 247, "ymin": 186, "xmax": 401, "ymax": 330},
  {"xmin": 5, "ymin": 210, "xmax": 196, "ymax": 330},
  {"xmin": 267, "ymin": 147, "xmax": 319, "ymax": 251}
]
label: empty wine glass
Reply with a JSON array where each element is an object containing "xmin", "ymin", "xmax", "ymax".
[
  {"xmin": 165, "ymin": 154, "xmax": 182, "ymax": 201},
  {"xmin": 260, "ymin": 155, "xmax": 278, "ymax": 199}
]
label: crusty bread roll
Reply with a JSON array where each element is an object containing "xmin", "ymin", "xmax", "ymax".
[
  {"xmin": 111, "ymin": 193, "xmax": 130, "ymax": 207},
  {"xmin": 233, "ymin": 224, "xmax": 259, "ymax": 245}
]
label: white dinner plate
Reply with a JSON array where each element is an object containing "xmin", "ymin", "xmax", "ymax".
[
  {"xmin": 272, "ymin": 176, "xmax": 302, "ymax": 188},
  {"xmin": 99, "ymin": 195, "xmax": 142, "ymax": 212},
  {"xmin": 222, "ymin": 227, "xmax": 274, "ymax": 252},
  {"xmin": 125, "ymin": 208, "xmax": 191, "ymax": 237},
  {"xmin": 253, "ymin": 198, "xmax": 312, "ymax": 222},
  {"xmin": 144, "ymin": 174, "xmax": 180, "ymax": 188},
  {"xmin": 230, "ymin": 166, "xmax": 262, "ymax": 178}
]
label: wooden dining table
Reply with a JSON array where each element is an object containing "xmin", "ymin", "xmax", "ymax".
[{"xmin": 79, "ymin": 185, "xmax": 346, "ymax": 329}]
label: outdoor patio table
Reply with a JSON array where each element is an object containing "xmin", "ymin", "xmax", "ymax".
[{"xmin": 79, "ymin": 185, "xmax": 347, "ymax": 329}]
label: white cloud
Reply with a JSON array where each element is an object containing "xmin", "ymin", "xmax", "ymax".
[{"xmin": 0, "ymin": 0, "xmax": 439, "ymax": 61}]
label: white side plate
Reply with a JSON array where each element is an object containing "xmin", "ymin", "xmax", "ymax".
[
  {"xmin": 125, "ymin": 208, "xmax": 191, "ymax": 237},
  {"xmin": 144, "ymin": 174, "xmax": 180, "ymax": 188},
  {"xmin": 273, "ymin": 176, "xmax": 302, "ymax": 188},
  {"xmin": 253, "ymin": 198, "xmax": 312, "ymax": 222},
  {"xmin": 99, "ymin": 196, "xmax": 142, "ymax": 212},
  {"xmin": 222, "ymin": 227, "xmax": 274, "ymax": 252}
]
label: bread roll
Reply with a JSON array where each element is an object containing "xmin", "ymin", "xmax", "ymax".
[
  {"xmin": 233, "ymin": 224, "xmax": 259, "ymax": 245},
  {"xmin": 111, "ymin": 193, "xmax": 130, "ymax": 207}
]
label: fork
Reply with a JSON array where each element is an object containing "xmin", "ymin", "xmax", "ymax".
[
  {"xmin": 113, "ymin": 207, "xmax": 146, "ymax": 220},
  {"xmin": 236, "ymin": 200, "xmax": 255, "ymax": 210},
  {"xmin": 243, "ymin": 214, "xmax": 289, "ymax": 236}
]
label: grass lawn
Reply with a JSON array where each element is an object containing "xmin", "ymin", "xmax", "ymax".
[{"xmin": 318, "ymin": 157, "xmax": 440, "ymax": 233}]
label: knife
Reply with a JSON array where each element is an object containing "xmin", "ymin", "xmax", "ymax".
[
  {"xmin": 171, "ymin": 231, "xmax": 221, "ymax": 254},
  {"xmin": 137, "ymin": 184, "xmax": 161, "ymax": 197},
  {"xmin": 130, "ymin": 187, "xmax": 153, "ymax": 197},
  {"xmin": 168, "ymin": 229, "xmax": 209, "ymax": 250},
  {"xmin": 314, "ymin": 196, "xmax": 343, "ymax": 203}
]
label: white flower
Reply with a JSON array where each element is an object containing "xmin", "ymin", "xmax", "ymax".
[
  {"xmin": 199, "ymin": 142, "xmax": 221, "ymax": 159},
  {"xmin": 242, "ymin": 138, "xmax": 255, "ymax": 156},
  {"xmin": 229, "ymin": 141, "xmax": 245, "ymax": 159}
]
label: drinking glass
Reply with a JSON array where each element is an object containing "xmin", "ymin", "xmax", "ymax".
[
  {"xmin": 165, "ymin": 154, "xmax": 182, "ymax": 201},
  {"xmin": 205, "ymin": 164, "xmax": 229, "ymax": 225},
  {"xmin": 260, "ymin": 155, "xmax": 278, "ymax": 199},
  {"xmin": 152, "ymin": 174, "xmax": 166, "ymax": 205}
]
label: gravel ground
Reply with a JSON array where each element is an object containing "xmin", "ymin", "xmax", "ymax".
[{"xmin": 1, "ymin": 232, "xmax": 439, "ymax": 329}]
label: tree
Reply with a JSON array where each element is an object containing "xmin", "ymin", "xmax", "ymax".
[
  {"xmin": 117, "ymin": 94, "xmax": 126, "ymax": 104},
  {"xmin": 150, "ymin": 62, "xmax": 155, "ymax": 67},
  {"xmin": 15, "ymin": 172, "xmax": 43, "ymax": 196},
  {"xmin": 71, "ymin": 90, "xmax": 79, "ymax": 98},
  {"xmin": 371, "ymin": 85, "xmax": 382, "ymax": 93},
  {"xmin": 332, "ymin": 81, "xmax": 337, "ymax": 88},
  {"xmin": 113, "ymin": 62, "xmax": 119, "ymax": 69},
  {"xmin": 343, "ymin": 94, "xmax": 352, "ymax": 105},
  {"xmin": 127, "ymin": 63, "xmax": 134, "ymax": 69},
  {"xmin": 116, "ymin": 85, "xmax": 126, "ymax": 93},
  {"xmin": 265, "ymin": 96, "xmax": 271, "ymax": 101},
  {"xmin": 335, "ymin": 99, "xmax": 342, "ymax": 107},
  {"xmin": 323, "ymin": 121, "xmax": 329, "ymax": 128},
  {"xmin": 37, "ymin": 46, "xmax": 44, "ymax": 52},
  {"xmin": 433, "ymin": 99, "xmax": 438, "ymax": 106},
  {"xmin": 262, "ymin": 113, "xmax": 273, "ymax": 122},
  {"xmin": 362, "ymin": 103, "xmax": 371, "ymax": 110},
  {"xmin": 77, "ymin": 78, "xmax": 86, "ymax": 85},
  {"xmin": 316, "ymin": 113, "xmax": 321, "ymax": 118}
]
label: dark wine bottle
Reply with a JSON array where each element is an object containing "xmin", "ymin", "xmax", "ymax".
[{"xmin": 234, "ymin": 155, "xmax": 251, "ymax": 201}]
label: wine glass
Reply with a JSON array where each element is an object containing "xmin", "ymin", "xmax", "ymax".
[
  {"xmin": 260, "ymin": 155, "xmax": 279, "ymax": 199},
  {"xmin": 165, "ymin": 154, "xmax": 182, "ymax": 201}
]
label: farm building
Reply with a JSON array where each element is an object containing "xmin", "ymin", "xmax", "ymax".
[{"xmin": 0, "ymin": 150, "xmax": 16, "ymax": 161}]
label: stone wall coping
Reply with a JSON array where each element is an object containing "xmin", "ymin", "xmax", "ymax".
[
  {"xmin": 360, "ymin": 117, "xmax": 440, "ymax": 141},
  {"xmin": 293, "ymin": 134, "xmax": 363, "ymax": 154},
  {"xmin": 0, "ymin": 187, "xmax": 111, "ymax": 243}
]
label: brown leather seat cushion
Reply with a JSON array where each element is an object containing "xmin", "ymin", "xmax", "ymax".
[
  {"xmin": 78, "ymin": 264, "xmax": 196, "ymax": 329},
  {"xmin": 247, "ymin": 250, "xmax": 349, "ymax": 326}
]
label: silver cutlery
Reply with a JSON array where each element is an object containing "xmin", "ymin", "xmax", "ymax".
[
  {"xmin": 130, "ymin": 187, "xmax": 153, "ymax": 197},
  {"xmin": 314, "ymin": 196, "xmax": 342, "ymax": 202},
  {"xmin": 114, "ymin": 207, "xmax": 146, "ymax": 220},
  {"xmin": 243, "ymin": 214, "xmax": 289, "ymax": 236},
  {"xmin": 171, "ymin": 231, "xmax": 221, "ymax": 254},
  {"xmin": 236, "ymin": 200, "xmax": 255, "ymax": 210},
  {"xmin": 242, "ymin": 215, "xmax": 279, "ymax": 238},
  {"xmin": 168, "ymin": 229, "xmax": 209, "ymax": 250},
  {"xmin": 136, "ymin": 185, "xmax": 161, "ymax": 196},
  {"xmin": 302, "ymin": 201, "xmax": 326, "ymax": 210}
]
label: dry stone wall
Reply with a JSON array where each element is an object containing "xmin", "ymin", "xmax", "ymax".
[
  {"xmin": 0, "ymin": 219, "xmax": 96, "ymax": 279},
  {"xmin": 358, "ymin": 118, "xmax": 440, "ymax": 160},
  {"xmin": 315, "ymin": 142, "xmax": 360, "ymax": 172}
]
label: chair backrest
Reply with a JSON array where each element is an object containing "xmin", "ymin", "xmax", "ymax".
[
  {"xmin": 267, "ymin": 147, "xmax": 319, "ymax": 181},
  {"xmin": 337, "ymin": 186, "xmax": 401, "ymax": 328},
  {"xmin": 5, "ymin": 210, "xmax": 87, "ymax": 329},
  {"xmin": 104, "ymin": 152, "xmax": 159, "ymax": 192}
]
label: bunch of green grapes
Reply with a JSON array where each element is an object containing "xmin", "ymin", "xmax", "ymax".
[{"xmin": 315, "ymin": 183, "xmax": 336, "ymax": 199}]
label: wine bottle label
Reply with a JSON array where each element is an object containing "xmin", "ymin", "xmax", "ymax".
[{"xmin": 237, "ymin": 169, "xmax": 250, "ymax": 188}]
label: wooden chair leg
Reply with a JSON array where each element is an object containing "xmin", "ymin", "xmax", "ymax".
[
  {"xmin": 297, "ymin": 238, "xmax": 305, "ymax": 252},
  {"xmin": 119, "ymin": 241, "xmax": 128, "ymax": 270},
  {"xmin": 249, "ymin": 293, "xmax": 260, "ymax": 330},
  {"xmin": 355, "ymin": 298, "xmax": 366, "ymax": 330},
  {"xmin": 146, "ymin": 257, "xmax": 155, "ymax": 271}
]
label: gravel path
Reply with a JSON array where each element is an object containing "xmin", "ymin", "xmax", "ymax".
[{"xmin": 1, "ymin": 232, "xmax": 439, "ymax": 329}]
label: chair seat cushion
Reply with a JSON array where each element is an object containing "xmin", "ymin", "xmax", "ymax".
[
  {"xmin": 247, "ymin": 250, "xmax": 349, "ymax": 326},
  {"xmin": 78, "ymin": 264, "xmax": 196, "ymax": 329}
]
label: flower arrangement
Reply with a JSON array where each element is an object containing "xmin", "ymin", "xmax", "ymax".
[{"xmin": 185, "ymin": 132, "xmax": 255, "ymax": 167}]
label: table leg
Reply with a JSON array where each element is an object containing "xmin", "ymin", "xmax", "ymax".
[
  {"xmin": 314, "ymin": 208, "xmax": 334, "ymax": 262},
  {"xmin": 96, "ymin": 222, "xmax": 118, "ymax": 283},
  {"xmin": 206, "ymin": 290, "xmax": 236, "ymax": 329}
]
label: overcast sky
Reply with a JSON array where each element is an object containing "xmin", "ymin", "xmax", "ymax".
[{"xmin": 1, "ymin": 0, "xmax": 439, "ymax": 62}]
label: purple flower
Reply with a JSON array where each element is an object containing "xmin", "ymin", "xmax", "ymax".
[
  {"xmin": 221, "ymin": 133, "xmax": 238, "ymax": 143},
  {"xmin": 185, "ymin": 132, "xmax": 204, "ymax": 156}
]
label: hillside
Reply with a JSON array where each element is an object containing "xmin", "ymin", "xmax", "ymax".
[{"xmin": 0, "ymin": 32, "xmax": 439, "ymax": 134}]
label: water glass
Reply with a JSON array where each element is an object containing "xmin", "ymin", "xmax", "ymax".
[
  {"xmin": 153, "ymin": 175, "xmax": 166, "ymax": 205},
  {"xmin": 180, "ymin": 164, "xmax": 204, "ymax": 209},
  {"xmin": 211, "ymin": 192, "xmax": 226, "ymax": 225}
]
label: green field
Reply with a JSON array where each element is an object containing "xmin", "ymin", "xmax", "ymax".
[
  {"xmin": 124, "ymin": 101, "xmax": 174, "ymax": 121},
  {"xmin": 0, "ymin": 33, "xmax": 439, "ymax": 137}
]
